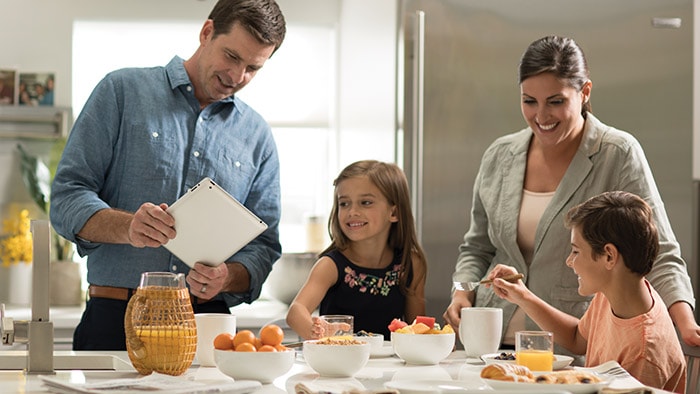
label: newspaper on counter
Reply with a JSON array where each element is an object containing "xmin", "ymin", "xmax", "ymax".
[{"xmin": 39, "ymin": 373, "xmax": 262, "ymax": 394}]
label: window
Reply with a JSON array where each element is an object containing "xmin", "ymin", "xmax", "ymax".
[{"xmin": 73, "ymin": 21, "xmax": 336, "ymax": 253}]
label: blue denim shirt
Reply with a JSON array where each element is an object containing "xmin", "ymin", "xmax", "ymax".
[{"xmin": 50, "ymin": 56, "xmax": 282, "ymax": 306}]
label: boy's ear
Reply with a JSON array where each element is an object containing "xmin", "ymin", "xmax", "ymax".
[{"xmin": 603, "ymin": 243, "xmax": 618, "ymax": 270}]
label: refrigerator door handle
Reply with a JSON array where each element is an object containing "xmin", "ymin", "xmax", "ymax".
[{"xmin": 405, "ymin": 10, "xmax": 425, "ymax": 239}]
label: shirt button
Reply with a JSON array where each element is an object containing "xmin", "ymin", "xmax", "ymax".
[
  {"xmin": 193, "ymin": 151, "xmax": 200, "ymax": 157},
  {"xmin": 151, "ymin": 132, "xmax": 159, "ymax": 138},
  {"xmin": 172, "ymin": 265, "xmax": 178, "ymax": 271},
  {"xmin": 187, "ymin": 86, "xmax": 192, "ymax": 92},
  {"xmin": 235, "ymin": 161, "xmax": 241, "ymax": 168}
]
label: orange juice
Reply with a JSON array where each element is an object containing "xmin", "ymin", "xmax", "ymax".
[{"xmin": 516, "ymin": 350, "xmax": 554, "ymax": 371}]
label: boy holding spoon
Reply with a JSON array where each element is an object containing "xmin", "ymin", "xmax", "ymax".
[{"xmin": 491, "ymin": 191, "xmax": 686, "ymax": 393}]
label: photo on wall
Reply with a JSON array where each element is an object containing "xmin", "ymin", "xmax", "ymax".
[
  {"xmin": 0, "ymin": 69, "xmax": 17, "ymax": 105},
  {"xmin": 19, "ymin": 72, "xmax": 54, "ymax": 106}
]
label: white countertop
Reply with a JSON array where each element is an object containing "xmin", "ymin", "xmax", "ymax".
[
  {"xmin": 0, "ymin": 350, "xmax": 673, "ymax": 394},
  {"xmin": 3, "ymin": 298, "xmax": 291, "ymax": 350},
  {"xmin": 4, "ymin": 298, "xmax": 288, "ymax": 329}
]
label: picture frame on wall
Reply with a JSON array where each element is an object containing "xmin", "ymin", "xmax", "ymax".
[
  {"xmin": 19, "ymin": 72, "xmax": 54, "ymax": 106},
  {"xmin": 0, "ymin": 69, "xmax": 17, "ymax": 105}
]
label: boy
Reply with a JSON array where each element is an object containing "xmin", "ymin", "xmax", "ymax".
[{"xmin": 491, "ymin": 191, "xmax": 686, "ymax": 393}]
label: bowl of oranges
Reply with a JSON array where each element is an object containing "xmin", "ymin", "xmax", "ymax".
[{"xmin": 213, "ymin": 324, "xmax": 295, "ymax": 384}]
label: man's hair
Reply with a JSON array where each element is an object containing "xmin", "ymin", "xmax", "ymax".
[
  {"xmin": 208, "ymin": 0, "xmax": 286, "ymax": 54},
  {"xmin": 565, "ymin": 191, "xmax": 658, "ymax": 275}
]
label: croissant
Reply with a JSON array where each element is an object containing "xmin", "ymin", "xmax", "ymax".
[{"xmin": 480, "ymin": 363, "xmax": 534, "ymax": 382}]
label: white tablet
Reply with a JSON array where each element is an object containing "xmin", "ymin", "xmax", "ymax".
[{"xmin": 163, "ymin": 177, "xmax": 268, "ymax": 268}]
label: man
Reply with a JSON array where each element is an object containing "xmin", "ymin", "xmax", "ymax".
[{"xmin": 50, "ymin": 0, "xmax": 286, "ymax": 350}]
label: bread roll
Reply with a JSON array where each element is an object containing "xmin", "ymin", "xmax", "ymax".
[{"xmin": 480, "ymin": 363, "xmax": 534, "ymax": 382}]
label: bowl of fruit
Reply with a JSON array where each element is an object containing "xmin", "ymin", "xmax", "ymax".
[
  {"xmin": 390, "ymin": 316, "xmax": 455, "ymax": 365},
  {"xmin": 213, "ymin": 324, "xmax": 295, "ymax": 384}
]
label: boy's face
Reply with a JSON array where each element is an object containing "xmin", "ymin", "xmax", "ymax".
[{"xmin": 566, "ymin": 226, "xmax": 608, "ymax": 296}]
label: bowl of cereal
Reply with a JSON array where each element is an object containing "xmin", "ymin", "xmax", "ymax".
[{"xmin": 302, "ymin": 337, "xmax": 371, "ymax": 377}]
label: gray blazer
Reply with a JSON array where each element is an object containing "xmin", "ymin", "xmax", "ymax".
[{"xmin": 453, "ymin": 113, "xmax": 694, "ymax": 347}]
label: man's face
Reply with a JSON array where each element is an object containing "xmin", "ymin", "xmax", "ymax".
[{"xmin": 192, "ymin": 20, "xmax": 275, "ymax": 107}]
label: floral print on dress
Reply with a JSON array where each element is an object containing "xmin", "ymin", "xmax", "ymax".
[{"xmin": 344, "ymin": 264, "xmax": 402, "ymax": 296}]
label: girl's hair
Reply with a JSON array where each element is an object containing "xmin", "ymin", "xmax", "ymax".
[
  {"xmin": 564, "ymin": 191, "xmax": 658, "ymax": 276},
  {"xmin": 322, "ymin": 160, "xmax": 427, "ymax": 294},
  {"xmin": 519, "ymin": 35, "xmax": 591, "ymax": 117},
  {"xmin": 208, "ymin": 0, "xmax": 286, "ymax": 54}
]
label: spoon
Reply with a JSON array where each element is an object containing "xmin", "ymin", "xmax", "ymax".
[{"xmin": 454, "ymin": 273, "xmax": 524, "ymax": 291}]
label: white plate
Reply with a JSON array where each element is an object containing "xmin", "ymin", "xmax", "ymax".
[
  {"xmin": 384, "ymin": 379, "xmax": 488, "ymax": 394},
  {"xmin": 371, "ymin": 342, "xmax": 395, "ymax": 358},
  {"xmin": 481, "ymin": 352, "xmax": 574, "ymax": 370},
  {"xmin": 483, "ymin": 377, "xmax": 611, "ymax": 394}
]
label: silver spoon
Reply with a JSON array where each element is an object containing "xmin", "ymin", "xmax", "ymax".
[{"xmin": 454, "ymin": 273, "xmax": 524, "ymax": 291}]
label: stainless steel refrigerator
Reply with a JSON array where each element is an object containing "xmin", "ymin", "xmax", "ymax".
[{"xmin": 398, "ymin": 0, "xmax": 696, "ymax": 320}]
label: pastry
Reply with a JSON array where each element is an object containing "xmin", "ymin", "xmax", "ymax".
[
  {"xmin": 480, "ymin": 363, "xmax": 535, "ymax": 382},
  {"xmin": 537, "ymin": 371, "xmax": 603, "ymax": 384}
]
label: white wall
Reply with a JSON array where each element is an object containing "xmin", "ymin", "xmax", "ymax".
[{"xmin": 0, "ymin": 0, "xmax": 399, "ymax": 216}]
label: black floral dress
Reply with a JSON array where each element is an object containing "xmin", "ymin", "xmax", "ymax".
[{"xmin": 319, "ymin": 249, "xmax": 406, "ymax": 339}]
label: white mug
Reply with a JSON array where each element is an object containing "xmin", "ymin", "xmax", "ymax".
[
  {"xmin": 459, "ymin": 307, "xmax": 502, "ymax": 358},
  {"xmin": 195, "ymin": 313, "xmax": 237, "ymax": 367}
]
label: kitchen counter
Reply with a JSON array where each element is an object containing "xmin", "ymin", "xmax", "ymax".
[
  {"xmin": 0, "ymin": 350, "xmax": 674, "ymax": 394},
  {"xmin": 3, "ymin": 298, "xmax": 291, "ymax": 350}
]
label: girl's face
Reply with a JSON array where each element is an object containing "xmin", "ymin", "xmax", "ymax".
[
  {"xmin": 520, "ymin": 72, "xmax": 591, "ymax": 148},
  {"xmin": 565, "ymin": 226, "xmax": 608, "ymax": 296},
  {"xmin": 335, "ymin": 175, "xmax": 398, "ymax": 243}
]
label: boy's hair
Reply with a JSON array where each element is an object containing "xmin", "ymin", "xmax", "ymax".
[
  {"xmin": 565, "ymin": 191, "xmax": 658, "ymax": 275},
  {"xmin": 323, "ymin": 160, "xmax": 427, "ymax": 293}
]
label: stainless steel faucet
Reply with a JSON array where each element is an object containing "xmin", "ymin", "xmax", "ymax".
[{"xmin": 0, "ymin": 219, "xmax": 54, "ymax": 374}]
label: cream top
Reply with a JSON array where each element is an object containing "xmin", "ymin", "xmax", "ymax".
[{"xmin": 505, "ymin": 189, "xmax": 555, "ymax": 345}]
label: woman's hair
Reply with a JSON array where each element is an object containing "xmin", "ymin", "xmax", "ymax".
[
  {"xmin": 564, "ymin": 191, "xmax": 658, "ymax": 276},
  {"xmin": 322, "ymin": 160, "xmax": 427, "ymax": 294},
  {"xmin": 519, "ymin": 35, "xmax": 591, "ymax": 116},
  {"xmin": 208, "ymin": 0, "xmax": 286, "ymax": 54}
]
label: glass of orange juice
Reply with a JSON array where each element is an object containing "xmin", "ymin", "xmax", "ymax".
[{"xmin": 515, "ymin": 331, "xmax": 554, "ymax": 371}]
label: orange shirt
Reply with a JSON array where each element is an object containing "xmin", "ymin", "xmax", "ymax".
[{"xmin": 579, "ymin": 280, "xmax": 686, "ymax": 393}]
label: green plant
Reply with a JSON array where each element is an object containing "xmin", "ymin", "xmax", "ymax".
[{"xmin": 16, "ymin": 142, "xmax": 75, "ymax": 262}]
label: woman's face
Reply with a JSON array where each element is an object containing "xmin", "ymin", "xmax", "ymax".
[{"xmin": 520, "ymin": 72, "xmax": 591, "ymax": 148}]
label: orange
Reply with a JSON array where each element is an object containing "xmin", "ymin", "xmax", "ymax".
[
  {"xmin": 260, "ymin": 324, "xmax": 284, "ymax": 346},
  {"xmin": 258, "ymin": 345, "xmax": 277, "ymax": 352},
  {"xmin": 274, "ymin": 343, "xmax": 288, "ymax": 352},
  {"xmin": 213, "ymin": 332, "xmax": 235, "ymax": 350},
  {"xmin": 235, "ymin": 342, "xmax": 257, "ymax": 352},
  {"xmin": 253, "ymin": 337, "xmax": 264, "ymax": 350},
  {"xmin": 233, "ymin": 330, "xmax": 256, "ymax": 348}
]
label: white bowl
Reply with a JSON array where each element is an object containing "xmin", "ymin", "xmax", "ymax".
[
  {"xmin": 391, "ymin": 332, "xmax": 455, "ymax": 365},
  {"xmin": 303, "ymin": 339, "xmax": 371, "ymax": 377},
  {"xmin": 353, "ymin": 332, "xmax": 384, "ymax": 353},
  {"xmin": 214, "ymin": 349, "xmax": 295, "ymax": 384}
]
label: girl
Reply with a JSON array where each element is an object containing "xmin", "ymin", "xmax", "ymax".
[{"xmin": 286, "ymin": 160, "xmax": 427, "ymax": 340}]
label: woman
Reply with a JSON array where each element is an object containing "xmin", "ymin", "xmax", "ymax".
[{"xmin": 442, "ymin": 36, "xmax": 699, "ymax": 355}]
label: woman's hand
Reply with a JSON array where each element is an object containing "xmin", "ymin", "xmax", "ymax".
[{"xmin": 443, "ymin": 290, "xmax": 473, "ymax": 331}]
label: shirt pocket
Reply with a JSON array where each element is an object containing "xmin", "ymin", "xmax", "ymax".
[
  {"xmin": 213, "ymin": 147, "xmax": 257, "ymax": 199},
  {"xmin": 117, "ymin": 126, "xmax": 182, "ymax": 201}
]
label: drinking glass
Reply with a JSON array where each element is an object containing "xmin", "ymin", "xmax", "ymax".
[
  {"xmin": 515, "ymin": 330, "xmax": 554, "ymax": 371},
  {"xmin": 319, "ymin": 315, "xmax": 354, "ymax": 338}
]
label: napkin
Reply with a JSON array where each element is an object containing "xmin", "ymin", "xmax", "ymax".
[{"xmin": 294, "ymin": 382, "xmax": 398, "ymax": 394}]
